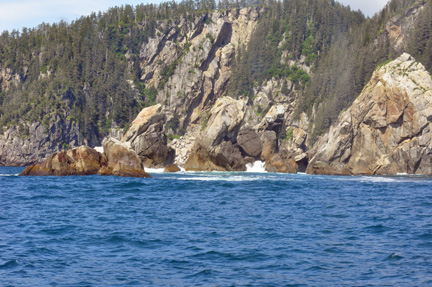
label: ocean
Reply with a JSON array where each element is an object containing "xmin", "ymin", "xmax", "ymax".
[{"xmin": 1, "ymin": 166, "xmax": 432, "ymax": 286}]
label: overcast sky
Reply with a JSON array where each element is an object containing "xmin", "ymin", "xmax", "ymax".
[{"xmin": 0, "ymin": 0, "xmax": 390, "ymax": 33}]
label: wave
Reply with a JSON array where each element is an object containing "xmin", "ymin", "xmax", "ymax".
[
  {"xmin": 145, "ymin": 167, "xmax": 165, "ymax": 173},
  {"xmin": 177, "ymin": 175, "xmax": 262, "ymax": 182},
  {"xmin": 246, "ymin": 161, "xmax": 267, "ymax": 173},
  {"xmin": 359, "ymin": 176, "xmax": 398, "ymax": 183},
  {"xmin": 0, "ymin": 173, "xmax": 19, "ymax": 177}
]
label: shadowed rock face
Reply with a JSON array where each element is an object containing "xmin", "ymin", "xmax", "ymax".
[
  {"xmin": 122, "ymin": 104, "xmax": 175, "ymax": 168},
  {"xmin": 0, "ymin": 116, "xmax": 84, "ymax": 167},
  {"xmin": 21, "ymin": 138, "xmax": 151, "ymax": 178},
  {"xmin": 237, "ymin": 127, "xmax": 262, "ymax": 159},
  {"xmin": 184, "ymin": 96, "xmax": 246, "ymax": 171},
  {"xmin": 307, "ymin": 53, "xmax": 432, "ymax": 176}
]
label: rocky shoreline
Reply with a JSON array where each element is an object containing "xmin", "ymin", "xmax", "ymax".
[{"xmin": 11, "ymin": 54, "xmax": 432, "ymax": 177}]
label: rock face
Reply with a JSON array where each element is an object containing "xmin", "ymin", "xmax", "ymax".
[
  {"xmin": 260, "ymin": 131, "xmax": 278, "ymax": 162},
  {"xmin": 21, "ymin": 138, "xmax": 151, "ymax": 178},
  {"xmin": 98, "ymin": 138, "xmax": 151, "ymax": 178},
  {"xmin": 257, "ymin": 104, "xmax": 285, "ymax": 135},
  {"xmin": 20, "ymin": 146, "xmax": 102, "ymax": 176},
  {"xmin": 122, "ymin": 104, "xmax": 174, "ymax": 168},
  {"xmin": 164, "ymin": 164, "xmax": 181, "ymax": 173},
  {"xmin": 265, "ymin": 150, "xmax": 298, "ymax": 174},
  {"xmin": 0, "ymin": 116, "xmax": 85, "ymax": 166},
  {"xmin": 237, "ymin": 127, "xmax": 262, "ymax": 158},
  {"xmin": 184, "ymin": 96, "xmax": 246, "ymax": 171},
  {"xmin": 141, "ymin": 8, "xmax": 262, "ymax": 129},
  {"xmin": 307, "ymin": 53, "xmax": 432, "ymax": 175}
]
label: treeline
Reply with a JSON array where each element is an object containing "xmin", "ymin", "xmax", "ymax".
[
  {"xmin": 0, "ymin": 0, "xmax": 431, "ymax": 144},
  {"xmin": 306, "ymin": 0, "xmax": 430, "ymax": 138},
  {"xmin": 227, "ymin": 0, "xmax": 430, "ymax": 139},
  {"xmin": 0, "ymin": 0, "xmax": 245, "ymax": 142},
  {"xmin": 229, "ymin": 0, "xmax": 364, "ymax": 99}
]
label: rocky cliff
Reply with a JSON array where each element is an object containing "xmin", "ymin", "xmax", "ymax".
[
  {"xmin": 143, "ymin": 8, "xmax": 263, "ymax": 130},
  {"xmin": 307, "ymin": 53, "xmax": 432, "ymax": 175},
  {"xmin": 0, "ymin": 116, "xmax": 83, "ymax": 166},
  {"xmin": 121, "ymin": 104, "xmax": 174, "ymax": 168},
  {"xmin": 1, "ymin": 1, "xmax": 431, "ymax": 173}
]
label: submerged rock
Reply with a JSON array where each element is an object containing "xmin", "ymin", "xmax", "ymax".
[
  {"xmin": 307, "ymin": 53, "xmax": 432, "ymax": 175},
  {"xmin": 21, "ymin": 138, "xmax": 151, "ymax": 178}
]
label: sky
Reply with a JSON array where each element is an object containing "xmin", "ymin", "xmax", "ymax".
[{"xmin": 0, "ymin": 0, "xmax": 390, "ymax": 33}]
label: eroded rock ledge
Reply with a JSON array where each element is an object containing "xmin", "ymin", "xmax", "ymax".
[{"xmin": 20, "ymin": 138, "xmax": 151, "ymax": 178}]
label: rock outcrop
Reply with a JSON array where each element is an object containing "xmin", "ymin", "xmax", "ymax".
[
  {"xmin": 307, "ymin": 53, "xmax": 432, "ymax": 175},
  {"xmin": 21, "ymin": 138, "xmax": 151, "ymax": 178},
  {"xmin": 122, "ymin": 104, "xmax": 174, "ymax": 168},
  {"xmin": 265, "ymin": 150, "xmax": 298, "ymax": 174},
  {"xmin": 141, "ymin": 8, "xmax": 262, "ymax": 130},
  {"xmin": 98, "ymin": 138, "xmax": 151, "ymax": 178},
  {"xmin": 184, "ymin": 96, "xmax": 246, "ymax": 171},
  {"xmin": 164, "ymin": 164, "xmax": 181, "ymax": 173},
  {"xmin": 0, "ymin": 116, "xmax": 85, "ymax": 166},
  {"xmin": 237, "ymin": 127, "xmax": 262, "ymax": 158},
  {"xmin": 20, "ymin": 146, "xmax": 102, "ymax": 176}
]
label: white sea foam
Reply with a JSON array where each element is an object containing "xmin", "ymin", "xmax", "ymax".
[
  {"xmin": 360, "ymin": 176, "xmax": 397, "ymax": 183},
  {"xmin": 94, "ymin": 146, "xmax": 104, "ymax": 153},
  {"xmin": 145, "ymin": 168, "xmax": 165, "ymax": 173},
  {"xmin": 0, "ymin": 174, "xmax": 19, "ymax": 177},
  {"xmin": 246, "ymin": 161, "xmax": 267, "ymax": 173},
  {"xmin": 177, "ymin": 175, "xmax": 260, "ymax": 182}
]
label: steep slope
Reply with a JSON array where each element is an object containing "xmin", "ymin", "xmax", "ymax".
[
  {"xmin": 307, "ymin": 53, "xmax": 432, "ymax": 175},
  {"xmin": 0, "ymin": 0, "xmax": 431, "ymax": 167}
]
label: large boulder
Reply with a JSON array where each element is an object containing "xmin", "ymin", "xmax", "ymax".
[
  {"xmin": 184, "ymin": 97, "xmax": 247, "ymax": 171},
  {"xmin": 164, "ymin": 164, "xmax": 181, "ymax": 173},
  {"xmin": 122, "ymin": 104, "xmax": 175, "ymax": 168},
  {"xmin": 98, "ymin": 138, "xmax": 151, "ymax": 178},
  {"xmin": 20, "ymin": 146, "xmax": 102, "ymax": 176},
  {"xmin": 21, "ymin": 138, "xmax": 151, "ymax": 178},
  {"xmin": 260, "ymin": 130, "xmax": 278, "ymax": 162},
  {"xmin": 237, "ymin": 127, "xmax": 262, "ymax": 158},
  {"xmin": 265, "ymin": 151, "xmax": 298, "ymax": 173},
  {"xmin": 257, "ymin": 104, "xmax": 285, "ymax": 135},
  {"xmin": 307, "ymin": 53, "xmax": 432, "ymax": 175},
  {"xmin": 201, "ymin": 96, "xmax": 246, "ymax": 149},
  {"xmin": 211, "ymin": 141, "xmax": 246, "ymax": 171}
]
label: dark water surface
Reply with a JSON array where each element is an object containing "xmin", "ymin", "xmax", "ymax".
[{"xmin": 1, "ymin": 166, "xmax": 432, "ymax": 286}]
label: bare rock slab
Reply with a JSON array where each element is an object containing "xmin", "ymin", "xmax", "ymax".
[{"xmin": 307, "ymin": 53, "xmax": 432, "ymax": 175}]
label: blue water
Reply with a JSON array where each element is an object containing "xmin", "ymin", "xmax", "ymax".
[{"xmin": 1, "ymin": 166, "xmax": 432, "ymax": 286}]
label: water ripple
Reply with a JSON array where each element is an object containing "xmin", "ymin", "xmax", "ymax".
[{"xmin": 0, "ymin": 168, "xmax": 431, "ymax": 286}]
